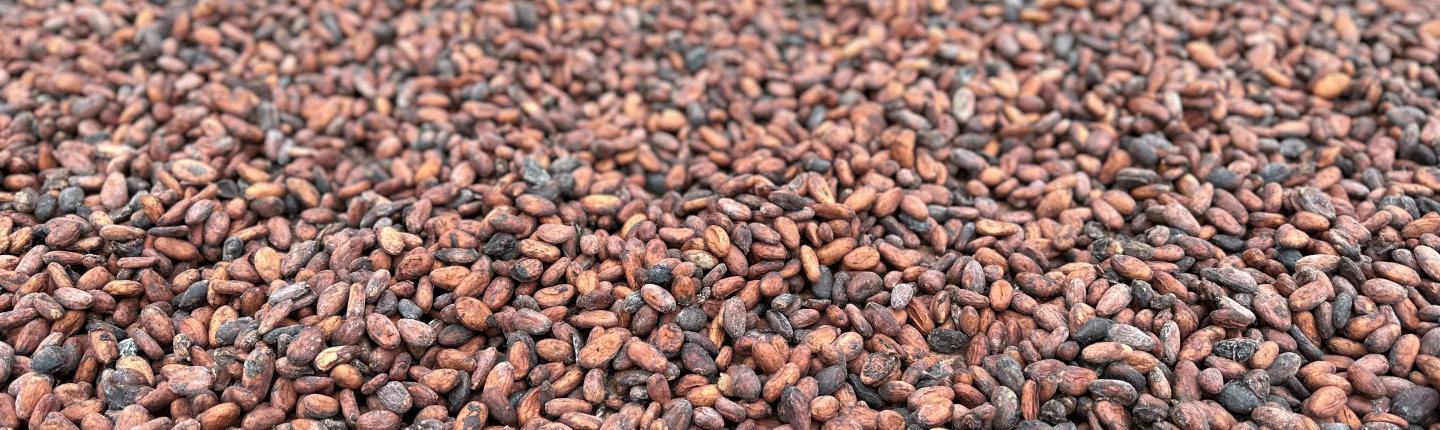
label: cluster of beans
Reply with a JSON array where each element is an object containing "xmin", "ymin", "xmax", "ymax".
[{"xmin": 1, "ymin": 0, "xmax": 1440, "ymax": 429}]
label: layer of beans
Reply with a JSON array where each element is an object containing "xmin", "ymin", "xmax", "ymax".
[{"xmin": 2, "ymin": 0, "xmax": 1440, "ymax": 430}]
